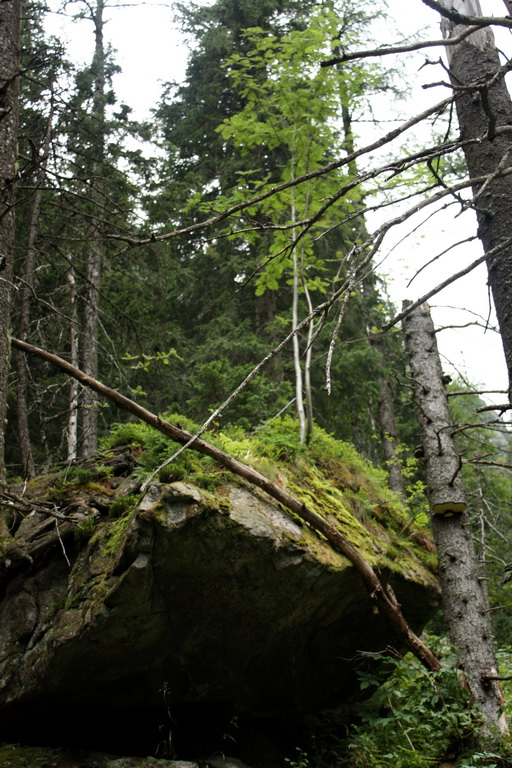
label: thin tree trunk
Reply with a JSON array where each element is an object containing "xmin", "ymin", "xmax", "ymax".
[
  {"xmin": 290, "ymin": 151, "xmax": 307, "ymax": 443},
  {"xmin": 426, "ymin": 0, "xmax": 512, "ymax": 405},
  {"xmin": 15, "ymin": 102, "xmax": 54, "ymax": 479},
  {"xmin": 12, "ymin": 334, "xmax": 443, "ymax": 673},
  {"xmin": 303, "ymin": 279, "xmax": 314, "ymax": 442},
  {"xmin": 81, "ymin": 239, "xmax": 101, "ymax": 456},
  {"xmin": 66, "ymin": 268, "xmax": 79, "ymax": 461},
  {"xmin": 0, "ymin": 0, "xmax": 21, "ymax": 482},
  {"xmin": 81, "ymin": 0, "xmax": 106, "ymax": 457},
  {"xmin": 403, "ymin": 301, "xmax": 507, "ymax": 736}
]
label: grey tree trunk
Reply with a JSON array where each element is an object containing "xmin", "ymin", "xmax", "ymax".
[
  {"xmin": 80, "ymin": 0, "xmax": 106, "ymax": 457},
  {"xmin": 426, "ymin": 0, "xmax": 512, "ymax": 405},
  {"xmin": 403, "ymin": 301, "xmax": 507, "ymax": 736},
  {"xmin": 0, "ymin": 0, "xmax": 21, "ymax": 482},
  {"xmin": 81, "ymin": 238, "xmax": 101, "ymax": 456},
  {"xmin": 66, "ymin": 268, "xmax": 79, "ymax": 462}
]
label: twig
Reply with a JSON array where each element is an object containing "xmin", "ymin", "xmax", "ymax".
[
  {"xmin": 476, "ymin": 403, "xmax": 512, "ymax": 413},
  {"xmin": 55, "ymin": 519, "xmax": 71, "ymax": 568}
]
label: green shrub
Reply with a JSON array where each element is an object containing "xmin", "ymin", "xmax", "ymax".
[{"xmin": 346, "ymin": 636, "xmax": 512, "ymax": 768}]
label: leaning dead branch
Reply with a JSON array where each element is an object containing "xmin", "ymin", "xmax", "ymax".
[
  {"xmin": 12, "ymin": 336, "xmax": 442, "ymax": 673},
  {"xmin": 0, "ymin": 489, "xmax": 74, "ymax": 522}
]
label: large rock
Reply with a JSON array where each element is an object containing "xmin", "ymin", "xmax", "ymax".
[{"xmin": 0, "ymin": 469, "xmax": 439, "ymax": 751}]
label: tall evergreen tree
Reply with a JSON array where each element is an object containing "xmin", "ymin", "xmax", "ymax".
[{"xmin": 4, "ymin": 1, "xmax": 147, "ymax": 471}]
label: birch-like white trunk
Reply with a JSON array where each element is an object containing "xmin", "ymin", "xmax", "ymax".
[{"xmin": 290, "ymin": 147, "xmax": 307, "ymax": 443}]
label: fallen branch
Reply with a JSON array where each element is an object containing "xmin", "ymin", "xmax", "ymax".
[{"xmin": 12, "ymin": 335, "xmax": 441, "ymax": 672}]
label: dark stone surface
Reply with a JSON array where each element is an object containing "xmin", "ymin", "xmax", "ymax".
[{"xmin": 0, "ymin": 480, "xmax": 439, "ymax": 751}]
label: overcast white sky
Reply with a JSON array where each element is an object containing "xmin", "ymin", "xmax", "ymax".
[{"xmin": 44, "ymin": 0, "xmax": 512, "ymax": 401}]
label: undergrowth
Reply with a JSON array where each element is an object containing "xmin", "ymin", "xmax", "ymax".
[
  {"xmin": 344, "ymin": 636, "xmax": 512, "ymax": 768},
  {"xmin": 284, "ymin": 636, "xmax": 512, "ymax": 768}
]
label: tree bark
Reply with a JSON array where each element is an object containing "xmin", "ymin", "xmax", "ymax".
[
  {"xmin": 403, "ymin": 301, "xmax": 506, "ymax": 735},
  {"xmin": 12, "ymin": 334, "xmax": 442, "ymax": 673},
  {"xmin": 0, "ymin": 0, "xmax": 21, "ymax": 482},
  {"xmin": 427, "ymin": 0, "xmax": 512, "ymax": 405},
  {"xmin": 66, "ymin": 268, "xmax": 79, "ymax": 461},
  {"xmin": 81, "ymin": 0, "xmax": 106, "ymax": 457}
]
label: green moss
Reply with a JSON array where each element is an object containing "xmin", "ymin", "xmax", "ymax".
[
  {"xmin": 108, "ymin": 494, "xmax": 140, "ymax": 518},
  {"xmin": 100, "ymin": 420, "xmax": 151, "ymax": 449},
  {"xmin": 74, "ymin": 516, "xmax": 96, "ymax": 542},
  {"xmin": 102, "ymin": 510, "xmax": 135, "ymax": 556},
  {"xmin": 61, "ymin": 414, "xmax": 435, "ymax": 589}
]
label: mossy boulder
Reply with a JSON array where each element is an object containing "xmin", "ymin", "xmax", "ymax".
[{"xmin": 0, "ymin": 420, "xmax": 440, "ymax": 752}]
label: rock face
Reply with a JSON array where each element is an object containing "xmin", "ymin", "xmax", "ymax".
[{"xmin": 0, "ymin": 469, "xmax": 440, "ymax": 752}]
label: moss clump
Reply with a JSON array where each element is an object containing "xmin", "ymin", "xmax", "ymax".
[
  {"xmin": 108, "ymin": 494, "xmax": 140, "ymax": 519},
  {"xmin": 93, "ymin": 414, "xmax": 434, "ymax": 581},
  {"xmin": 102, "ymin": 509, "xmax": 135, "ymax": 556},
  {"xmin": 74, "ymin": 516, "xmax": 97, "ymax": 543},
  {"xmin": 102, "ymin": 414, "xmax": 226, "ymax": 491}
]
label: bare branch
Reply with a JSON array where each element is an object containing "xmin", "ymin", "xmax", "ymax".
[
  {"xmin": 106, "ymin": 95, "xmax": 456, "ymax": 247},
  {"xmin": 321, "ymin": 25, "xmax": 488, "ymax": 67},
  {"xmin": 380, "ymin": 214, "xmax": 512, "ymax": 334},
  {"xmin": 447, "ymin": 390, "xmax": 508, "ymax": 397},
  {"xmin": 476, "ymin": 403, "xmax": 512, "ymax": 413},
  {"xmin": 421, "ymin": 0, "xmax": 512, "ymax": 29}
]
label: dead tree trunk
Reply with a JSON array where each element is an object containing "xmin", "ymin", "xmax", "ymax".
[
  {"xmin": 403, "ymin": 300, "xmax": 507, "ymax": 736},
  {"xmin": 424, "ymin": 0, "xmax": 512, "ymax": 405},
  {"xmin": 80, "ymin": 0, "xmax": 106, "ymax": 457},
  {"xmin": 0, "ymin": 0, "xmax": 21, "ymax": 481}
]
